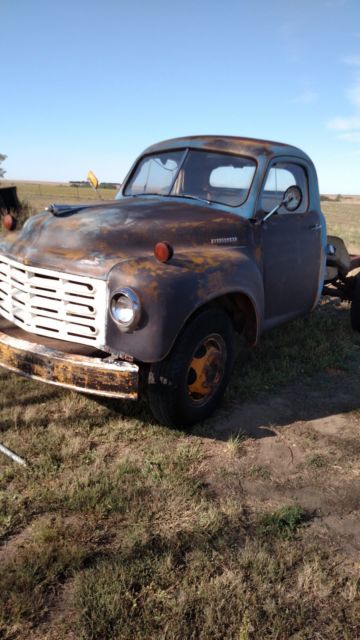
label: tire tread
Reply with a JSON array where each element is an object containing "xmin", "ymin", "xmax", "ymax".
[{"xmin": 147, "ymin": 308, "xmax": 234, "ymax": 427}]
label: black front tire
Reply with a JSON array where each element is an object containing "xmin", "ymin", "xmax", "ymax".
[
  {"xmin": 351, "ymin": 274, "xmax": 360, "ymax": 331},
  {"xmin": 147, "ymin": 308, "xmax": 235, "ymax": 428}
]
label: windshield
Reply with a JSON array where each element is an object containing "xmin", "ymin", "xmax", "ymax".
[{"xmin": 122, "ymin": 149, "xmax": 256, "ymax": 207}]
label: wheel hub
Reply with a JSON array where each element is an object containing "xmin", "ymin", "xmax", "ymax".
[{"xmin": 187, "ymin": 334, "xmax": 226, "ymax": 403}]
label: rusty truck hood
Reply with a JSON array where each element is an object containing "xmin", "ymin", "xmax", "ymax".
[{"xmin": 0, "ymin": 198, "xmax": 248, "ymax": 279}]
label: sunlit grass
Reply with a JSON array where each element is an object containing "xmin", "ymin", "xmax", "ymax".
[{"xmin": 0, "ymin": 186, "xmax": 359, "ymax": 639}]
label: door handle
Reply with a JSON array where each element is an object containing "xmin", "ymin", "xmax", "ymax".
[{"xmin": 309, "ymin": 224, "xmax": 321, "ymax": 231}]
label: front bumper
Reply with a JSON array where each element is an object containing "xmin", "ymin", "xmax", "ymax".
[{"xmin": 0, "ymin": 329, "xmax": 139, "ymax": 399}]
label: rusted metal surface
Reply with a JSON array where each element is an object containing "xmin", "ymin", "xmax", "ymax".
[
  {"xmin": 0, "ymin": 326, "xmax": 138, "ymax": 399},
  {"xmin": 0, "ymin": 136, "xmax": 326, "ymax": 369},
  {"xmin": 0, "ymin": 199, "xmax": 253, "ymax": 278},
  {"xmin": 141, "ymin": 135, "xmax": 312, "ymax": 162},
  {"xmin": 107, "ymin": 245, "xmax": 263, "ymax": 361},
  {"xmin": 0, "ymin": 136, "xmax": 319, "ymax": 278},
  {"xmin": 323, "ymin": 252, "xmax": 360, "ymax": 301}
]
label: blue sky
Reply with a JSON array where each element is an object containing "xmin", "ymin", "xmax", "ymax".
[{"xmin": 1, "ymin": 0, "xmax": 360, "ymax": 193}]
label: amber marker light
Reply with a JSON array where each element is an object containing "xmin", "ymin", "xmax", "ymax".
[
  {"xmin": 154, "ymin": 241, "xmax": 174, "ymax": 263},
  {"xmin": 3, "ymin": 214, "xmax": 16, "ymax": 231}
]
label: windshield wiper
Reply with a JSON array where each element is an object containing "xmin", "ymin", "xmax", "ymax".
[
  {"xmin": 127, "ymin": 192, "xmax": 212, "ymax": 204},
  {"xmin": 128, "ymin": 193, "xmax": 163, "ymax": 198},
  {"xmin": 168, "ymin": 194, "xmax": 211, "ymax": 205}
]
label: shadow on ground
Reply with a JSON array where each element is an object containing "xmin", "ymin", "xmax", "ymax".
[{"xmin": 199, "ymin": 365, "xmax": 360, "ymax": 441}]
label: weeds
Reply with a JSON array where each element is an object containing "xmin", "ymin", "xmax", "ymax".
[
  {"xmin": 1, "ymin": 374, "xmax": 360, "ymax": 639},
  {"xmin": 0, "ymin": 190, "xmax": 359, "ymax": 638},
  {"xmin": 228, "ymin": 300, "xmax": 354, "ymax": 401},
  {"xmin": 257, "ymin": 505, "xmax": 308, "ymax": 539},
  {"xmin": 249, "ymin": 465, "xmax": 272, "ymax": 480},
  {"xmin": 0, "ymin": 517, "xmax": 90, "ymax": 634},
  {"xmin": 226, "ymin": 430, "xmax": 247, "ymax": 456},
  {"xmin": 71, "ymin": 524, "xmax": 360, "ymax": 640},
  {"xmin": 306, "ymin": 454, "xmax": 329, "ymax": 469}
]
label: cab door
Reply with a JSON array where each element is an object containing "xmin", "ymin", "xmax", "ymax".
[{"xmin": 259, "ymin": 158, "xmax": 323, "ymax": 328}]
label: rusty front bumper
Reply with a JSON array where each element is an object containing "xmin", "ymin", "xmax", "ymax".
[{"xmin": 0, "ymin": 330, "xmax": 139, "ymax": 399}]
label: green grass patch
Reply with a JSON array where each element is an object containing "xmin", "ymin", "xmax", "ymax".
[
  {"xmin": 229, "ymin": 300, "xmax": 354, "ymax": 400},
  {"xmin": 306, "ymin": 454, "xmax": 329, "ymax": 469},
  {"xmin": 71, "ymin": 520, "xmax": 359, "ymax": 640},
  {"xmin": 257, "ymin": 505, "xmax": 308, "ymax": 539}
]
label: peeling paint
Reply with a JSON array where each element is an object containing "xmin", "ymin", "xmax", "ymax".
[{"xmin": 0, "ymin": 326, "xmax": 138, "ymax": 399}]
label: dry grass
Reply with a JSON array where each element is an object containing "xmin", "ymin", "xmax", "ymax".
[
  {"xmin": 322, "ymin": 200, "xmax": 360, "ymax": 251},
  {"xmin": 0, "ymin": 330, "xmax": 358, "ymax": 639},
  {"xmin": 2, "ymin": 180, "xmax": 359, "ymax": 248},
  {"xmin": 0, "ymin": 186, "xmax": 359, "ymax": 638},
  {"xmin": 1, "ymin": 179, "xmax": 117, "ymax": 223}
]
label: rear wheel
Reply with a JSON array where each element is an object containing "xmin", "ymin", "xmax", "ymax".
[
  {"xmin": 147, "ymin": 308, "xmax": 235, "ymax": 427},
  {"xmin": 351, "ymin": 274, "xmax": 360, "ymax": 331}
]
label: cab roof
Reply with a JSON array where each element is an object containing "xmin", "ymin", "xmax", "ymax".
[{"xmin": 143, "ymin": 135, "xmax": 312, "ymax": 163}]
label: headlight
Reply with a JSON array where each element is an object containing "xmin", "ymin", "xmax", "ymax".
[{"xmin": 110, "ymin": 288, "xmax": 141, "ymax": 331}]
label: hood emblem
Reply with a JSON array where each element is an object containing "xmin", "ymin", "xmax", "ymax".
[
  {"xmin": 45, "ymin": 203, "xmax": 88, "ymax": 216},
  {"xmin": 211, "ymin": 236, "xmax": 238, "ymax": 245}
]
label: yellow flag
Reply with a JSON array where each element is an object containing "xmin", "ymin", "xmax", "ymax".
[{"xmin": 87, "ymin": 170, "xmax": 99, "ymax": 190}]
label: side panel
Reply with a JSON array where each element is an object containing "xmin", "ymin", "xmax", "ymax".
[
  {"xmin": 106, "ymin": 249, "xmax": 264, "ymax": 362},
  {"xmin": 261, "ymin": 209, "xmax": 323, "ymax": 326},
  {"xmin": 257, "ymin": 155, "xmax": 325, "ymax": 329}
]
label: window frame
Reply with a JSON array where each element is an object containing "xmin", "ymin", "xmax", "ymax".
[
  {"xmin": 258, "ymin": 157, "xmax": 310, "ymax": 216},
  {"xmin": 122, "ymin": 148, "xmax": 258, "ymax": 208},
  {"xmin": 123, "ymin": 149, "xmax": 187, "ymax": 197}
]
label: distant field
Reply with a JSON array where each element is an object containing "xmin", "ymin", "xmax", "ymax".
[
  {"xmin": 322, "ymin": 200, "xmax": 360, "ymax": 251},
  {"xmin": 2, "ymin": 180, "xmax": 117, "ymax": 212},
  {"xmin": 3, "ymin": 180, "xmax": 359, "ymax": 250},
  {"xmin": 0, "ymin": 182, "xmax": 360, "ymax": 639}
]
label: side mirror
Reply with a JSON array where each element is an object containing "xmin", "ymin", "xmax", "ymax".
[
  {"xmin": 283, "ymin": 185, "xmax": 302, "ymax": 212},
  {"xmin": 260, "ymin": 185, "xmax": 303, "ymax": 224}
]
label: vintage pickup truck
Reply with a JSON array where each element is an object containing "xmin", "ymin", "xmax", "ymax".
[{"xmin": 0, "ymin": 136, "xmax": 359, "ymax": 427}]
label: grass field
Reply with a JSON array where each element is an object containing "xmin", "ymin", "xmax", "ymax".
[
  {"xmin": 2, "ymin": 180, "xmax": 117, "ymax": 212},
  {"xmin": 2, "ymin": 180, "xmax": 359, "ymax": 250},
  {"xmin": 0, "ymin": 183, "xmax": 360, "ymax": 639},
  {"xmin": 322, "ymin": 199, "xmax": 360, "ymax": 251}
]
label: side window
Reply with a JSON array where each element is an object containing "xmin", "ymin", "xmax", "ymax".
[
  {"xmin": 209, "ymin": 165, "xmax": 255, "ymax": 189},
  {"xmin": 261, "ymin": 162, "xmax": 309, "ymax": 213}
]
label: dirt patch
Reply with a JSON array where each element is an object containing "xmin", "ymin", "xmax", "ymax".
[
  {"xmin": 0, "ymin": 516, "xmax": 46, "ymax": 565},
  {"xmin": 199, "ymin": 368, "xmax": 360, "ymax": 559}
]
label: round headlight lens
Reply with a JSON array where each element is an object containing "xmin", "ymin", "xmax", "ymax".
[
  {"xmin": 110, "ymin": 288, "xmax": 141, "ymax": 330},
  {"xmin": 112, "ymin": 295, "xmax": 134, "ymax": 324}
]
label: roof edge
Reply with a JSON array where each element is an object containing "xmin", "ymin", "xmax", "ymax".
[{"xmin": 142, "ymin": 135, "xmax": 312, "ymax": 163}]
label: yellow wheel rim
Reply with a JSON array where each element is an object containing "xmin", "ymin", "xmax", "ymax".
[{"xmin": 187, "ymin": 334, "xmax": 226, "ymax": 404}]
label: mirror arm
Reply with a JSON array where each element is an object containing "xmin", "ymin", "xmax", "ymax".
[
  {"xmin": 253, "ymin": 188, "xmax": 298, "ymax": 227},
  {"xmin": 262, "ymin": 202, "xmax": 282, "ymax": 223},
  {"xmin": 259, "ymin": 193, "xmax": 296, "ymax": 225},
  {"xmin": 260, "ymin": 197, "xmax": 287, "ymax": 224}
]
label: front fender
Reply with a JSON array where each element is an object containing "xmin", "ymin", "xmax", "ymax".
[{"xmin": 106, "ymin": 248, "xmax": 264, "ymax": 362}]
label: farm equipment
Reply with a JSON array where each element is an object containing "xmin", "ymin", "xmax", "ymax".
[
  {"xmin": 0, "ymin": 186, "xmax": 20, "ymax": 230},
  {"xmin": 323, "ymin": 235, "xmax": 360, "ymax": 330},
  {"xmin": 0, "ymin": 186, "xmax": 20, "ymax": 213}
]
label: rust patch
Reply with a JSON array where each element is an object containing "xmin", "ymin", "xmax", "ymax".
[{"xmin": 0, "ymin": 330, "xmax": 138, "ymax": 399}]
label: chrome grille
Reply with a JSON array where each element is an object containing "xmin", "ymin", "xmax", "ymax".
[{"xmin": 0, "ymin": 255, "xmax": 107, "ymax": 347}]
